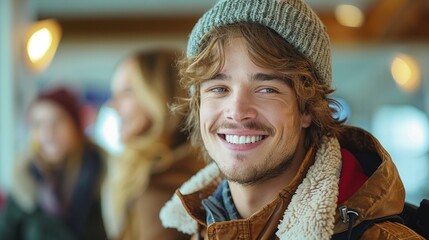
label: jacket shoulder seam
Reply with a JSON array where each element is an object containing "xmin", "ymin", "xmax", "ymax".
[{"xmin": 370, "ymin": 221, "xmax": 423, "ymax": 240}]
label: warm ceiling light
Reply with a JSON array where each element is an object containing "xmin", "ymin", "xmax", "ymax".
[
  {"xmin": 28, "ymin": 28, "xmax": 52, "ymax": 62},
  {"xmin": 391, "ymin": 54, "xmax": 421, "ymax": 93},
  {"xmin": 25, "ymin": 19, "xmax": 61, "ymax": 73},
  {"xmin": 335, "ymin": 4, "xmax": 364, "ymax": 28}
]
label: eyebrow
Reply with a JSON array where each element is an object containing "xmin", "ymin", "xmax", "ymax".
[
  {"xmin": 206, "ymin": 73, "xmax": 229, "ymax": 81},
  {"xmin": 251, "ymin": 73, "xmax": 283, "ymax": 82},
  {"xmin": 206, "ymin": 73, "xmax": 283, "ymax": 82}
]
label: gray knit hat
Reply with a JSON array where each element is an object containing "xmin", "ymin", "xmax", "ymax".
[{"xmin": 187, "ymin": 0, "xmax": 332, "ymax": 85}]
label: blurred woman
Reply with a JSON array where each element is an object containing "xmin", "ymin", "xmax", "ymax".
[
  {"xmin": 0, "ymin": 87, "xmax": 106, "ymax": 240},
  {"xmin": 102, "ymin": 49, "xmax": 203, "ymax": 240}
]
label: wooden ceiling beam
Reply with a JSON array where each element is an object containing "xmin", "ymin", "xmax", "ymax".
[
  {"xmin": 365, "ymin": 0, "xmax": 429, "ymax": 40},
  {"xmin": 392, "ymin": 0, "xmax": 429, "ymax": 39},
  {"xmin": 52, "ymin": 16, "xmax": 199, "ymax": 38},
  {"xmin": 365, "ymin": 0, "xmax": 408, "ymax": 39}
]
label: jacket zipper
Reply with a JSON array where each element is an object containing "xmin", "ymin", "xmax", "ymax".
[{"xmin": 339, "ymin": 206, "xmax": 359, "ymax": 240}]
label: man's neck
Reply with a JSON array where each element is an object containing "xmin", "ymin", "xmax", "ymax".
[{"xmin": 228, "ymin": 145, "xmax": 309, "ymax": 219}]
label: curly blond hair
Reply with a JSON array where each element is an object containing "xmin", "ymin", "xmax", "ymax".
[{"xmin": 174, "ymin": 23, "xmax": 344, "ymax": 161}]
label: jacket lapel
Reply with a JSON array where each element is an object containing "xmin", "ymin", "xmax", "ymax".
[{"xmin": 276, "ymin": 136, "xmax": 342, "ymax": 239}]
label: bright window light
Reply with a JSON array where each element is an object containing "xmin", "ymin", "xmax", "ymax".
[
  {"xmin": 93, "ymin": 105, "xmax": 123, "ymax": 155},
  {"xmin": 372, "ymin": 105, "xmax": 429, "ymax": 158},
  {"xmin": 373, "ymin": 105, "xmax": 429, "ymax": 204}
]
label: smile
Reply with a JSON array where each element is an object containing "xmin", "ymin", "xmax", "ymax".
[{"xmin": 223, "ymin": 134, "xmax": 266, "ymax": 144}]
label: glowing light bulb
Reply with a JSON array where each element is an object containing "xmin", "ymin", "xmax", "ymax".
[
  {"xmin": 391, "ymin": 54, "xmax": 420, "ymax": 93},
  {"xmin": 27, "ymin": 28, "xmax": 53, "ymax": 62},
  {"xmin": 335, "ymin": 4, "xmax": 364, "ymax": 28},
  {"xmin": 25, "ymin": 19, "xmax": 61, "ymax": 73}
]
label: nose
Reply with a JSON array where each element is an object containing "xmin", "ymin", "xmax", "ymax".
[
  {"xmin": 225, "ymin": 89, "xmax": 257, "ymax": 122},
  {"xmin": 38, "ymin": 123, "xmax": 55, "ymax": 143},
  {"xmin": 106, "ymin": 98, "xmax": 116, "ymax": 110}
]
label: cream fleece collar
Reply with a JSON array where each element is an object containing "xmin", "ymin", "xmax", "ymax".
[{"xmin": 160, "ymin": 136, "xmax": 342, "ymax": 239}]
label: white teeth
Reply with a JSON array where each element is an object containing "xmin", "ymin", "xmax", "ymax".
[{"xmin": 225, "ymin": 135, "xmax": 264, "ymax": 144}]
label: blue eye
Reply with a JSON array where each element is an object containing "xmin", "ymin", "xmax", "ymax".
[
  {"xmin": 258, "ymin": 88, "xmax": 277, "ymax": 93},
  {"xmin": 209, "ymin": 87, "xmax": 227, "ymax": 93}
]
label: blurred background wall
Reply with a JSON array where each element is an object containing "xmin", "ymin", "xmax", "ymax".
[{"xmin": 1, "ymin": 0, "xmax": 428, "ymax": 204}]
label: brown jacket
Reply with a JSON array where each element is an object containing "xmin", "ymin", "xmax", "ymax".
[{"xmin": 160, "ymin": 127, "xmax": 424, "ymax": 239}]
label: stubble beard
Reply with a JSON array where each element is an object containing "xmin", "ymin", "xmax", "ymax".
[
  {"xmin": 214, "ymin": 149, "xmax": 296, "ymax": 186},
  {"xmin": 206, "ymin": 120, "xmax": 296, "ymax": 185}
]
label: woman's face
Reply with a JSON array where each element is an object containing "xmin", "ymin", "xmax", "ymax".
[
  {"xmin": 110, "ymin": 60, "xmax": 152, "ymax": 143},
  {"xmin": 29, "ymin": 101, "xmax": 80, "ymax": 164}
]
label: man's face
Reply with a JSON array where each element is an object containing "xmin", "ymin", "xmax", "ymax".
[{"xmin": 199, "ymin": 37, "xmax": 312, "ymax": 185}]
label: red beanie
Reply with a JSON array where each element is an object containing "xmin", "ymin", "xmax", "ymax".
[{"xmin": 34, "ymin": 87, "xmax": 82, "ymax": 131}]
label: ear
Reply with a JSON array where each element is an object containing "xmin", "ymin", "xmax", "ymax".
[{"xmin": 301, "ymin": 113, "xmax": 312, "ymax": 128}]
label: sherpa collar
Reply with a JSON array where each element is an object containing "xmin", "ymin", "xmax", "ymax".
[{"xmin": 160, "ymin": 136, "xmax": 342, "ymax": 239}]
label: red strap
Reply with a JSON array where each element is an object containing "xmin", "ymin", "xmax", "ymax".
[{"xmin": 337, "ymin": 149, "xmax": 368, "ymax": 204}]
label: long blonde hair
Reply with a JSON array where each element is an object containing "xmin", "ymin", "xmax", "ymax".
[{"xmin": 112, "ymin": 49, "xmax": 187, "ymax": 218}]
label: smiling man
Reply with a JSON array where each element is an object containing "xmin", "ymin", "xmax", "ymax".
[
  {"xmin": 200, "ymin": 37, "xmax": 311, "ymax": 190},
  {"xmin": 160, "ymin": 0, "xmax": 424, "ymax": 239}
]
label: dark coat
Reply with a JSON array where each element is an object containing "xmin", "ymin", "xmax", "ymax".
[{"xmin": 0, "ymin": 143, "xmax": 107, "ymax": 240}]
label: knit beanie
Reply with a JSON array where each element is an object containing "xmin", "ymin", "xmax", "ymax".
[
  {"xmin": 187, "ymin": 0, "xmax": 332, "ymax": 85},
  {"xmin": 34, "ymin": 87, "xmax": 82, "ymax": 131}
]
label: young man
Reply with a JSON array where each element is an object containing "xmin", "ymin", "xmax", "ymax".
[{"xmin": 160, "ymin": 0, "xmax": 424, "ymax": 239}]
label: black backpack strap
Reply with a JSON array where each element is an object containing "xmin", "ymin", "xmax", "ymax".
[
  {"xmin": 416, "ymin": 199, "xmax": 429, "ymax": 239},
  {"xmin": 331, "ymin": 215, "xmax": 404, "ymax": 240},
  {"xmin": 401, "ymin": 199, "xmax": 429, "ymax": 239}
]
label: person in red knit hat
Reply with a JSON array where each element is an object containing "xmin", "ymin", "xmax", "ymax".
[{"xmin": 0, "ymin": 87, "xmax": 107, "ymax": 240}]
